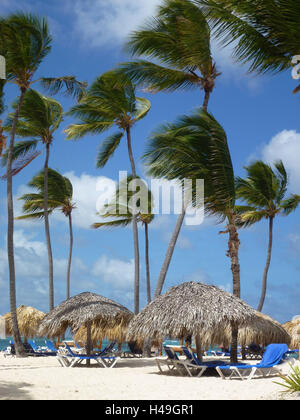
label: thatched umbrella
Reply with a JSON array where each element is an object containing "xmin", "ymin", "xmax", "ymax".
[
  {"xmin": 3, "ymin": 305, "xmax": 46, "ymax": 342},
  {"xmin": 38, "ymin": 292, "xmax": 133, "ymax": 363},
  {"xmin": 126, "ymin": 282, "xmax": 257, "ymax": 362},
  {"xmin": 74, "ymin": 316, "xmax": 130, "ymax": 346},
  {"xmin": 283, "ymin": 317, "xmax": 300, "ymax": 350},
  {"xmin": 220, "ymin": 311, "xmax": 291, "ymax": 348}
]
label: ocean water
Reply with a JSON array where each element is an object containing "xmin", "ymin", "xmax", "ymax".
[
  {"xmin": 0, "ymin": 338, "xmax": 182, "ymax": 352},
  {"xmin": 0, "ymin": 338, "xmax": 131, "ymax": 352}
]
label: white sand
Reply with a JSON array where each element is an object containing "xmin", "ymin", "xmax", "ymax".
[{"xmin": 0, "ymin": 354, "xmax": 299, "ymax": 400}]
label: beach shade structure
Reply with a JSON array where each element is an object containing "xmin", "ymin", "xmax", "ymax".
[
  {"xmin": 126, "ymin": 282, "xmax": 258, "ymax": 362},
  {"xmin": 38, "ymin": 292, "xmax": 133, "ymax": 364},
  {"xmin": 220, "ymin": 311, "xmax": 291, "ymax": 348},
  {"xmin": 283, "ymin": 317, "xmax": 300, "ymax": 351},
  {"xmin": 0, "ymin": 316, "xmax": 6, "ymax": 339},
  {"xmin": 3, "ymin": 305, "xmax": 46, "ymax": 342}
]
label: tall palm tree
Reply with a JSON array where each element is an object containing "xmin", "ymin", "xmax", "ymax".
[
  {"xmin": 122, "ymin": 0, "xmax": 220, "ymax": 298},
  {"xmin": 4, "ymin": 90, "xmax": 64, "ymax": 311},
  {"xmin": 198, "ymin": 0, "xmax": 300, "ymax": 92},
  {"xmin": 123, "ymin": 0, "xmax": 220, "ymax": 107},
  {"xmin": 235, "ymin": 160, "xmax": 300, "ymax": 312},
  {"xmin": 92, "ymin": 175, "xmax": 154, "ymax": 304},
  {"xmin": 16, "ymin": 169, "xmax": 75, "ymax": 300},
  {"xmin": 65, "ymin": 71, "xmax": 151, "ymax": 314},
  {"xmin": 0, "ymin": 13, "xmax": 85, "ymax": 357},
  {"xmin": 0, "ymin": 80, "xmax": 6, "ymax": 158},
  {"xmin": 144, "ymin": 108, "xmax": 241, "ymax": 362}
]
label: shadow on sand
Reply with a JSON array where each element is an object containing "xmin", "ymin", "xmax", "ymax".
[{"xmin": 0, "ymin": 381, "xmax": 33, "ymax": 400}]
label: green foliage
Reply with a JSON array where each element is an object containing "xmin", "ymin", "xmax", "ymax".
[
  {"xmin": 66, "ymin": 71, "xmax": 150, "ymax": 168},
  {"xmin": 17, "ymin": 168, "xmax": 74, "ymax": 220},
  {"xmin": 0, "ymin": 13, "xmax": 52, "ymax": 85},
  {"xmin": 236, "ymin": 160, "xmax": 300, "ymax": 226},
  {"xmin": 144, "ymin": 108, "xmax": 235, "ymax": 220},
  {"xmin": 198, "ymin": 0, "xmax": 299, "ymax": 75},
  {"xmin": 5, "ymin": 89, "xmax": 63, "ymax": 140},
  {"xmin": 275, "ymin": 365, "xmax": 300, "ymax": 393},
  {"xmin": 93, "ymin": 175, "xmax": 155, "ymax": 229},
  {"xmin": 121, "ymin": 0, "xmax": 219, "ymax": 95}
]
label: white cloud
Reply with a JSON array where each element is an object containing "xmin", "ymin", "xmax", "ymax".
[
  {"xmin": 92, "ymin": 255, "xmax": 134, "ymax": 289},
  {"xmin": 0, "ymin": 228, "xmax": 136, "ymax": 311},
  {"xmin": 71, "ymin": 0, "xmax": 161, "ymax": 47},
  {"xmin": 56, "ymin": 172, "xmax": 116, "ymax": 230},
  {"xmin": 261, "ymin": 130, "xmax": 300, "ymax": 193},
  {"xmin": 14, "ymin": 230, "xmax": 46, "ymax": 258}
]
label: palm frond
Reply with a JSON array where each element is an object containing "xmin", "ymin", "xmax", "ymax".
[
  {"xmin": 17, "ymin": 168, "xmax": 74, "ymax": 218},
  {"xmin": 39, "ymin": 77, "xmax": 87, "ymax": 100},
  {"xmin": 198, "ymin": 0, "xmax": 296, "ymax": 74},
  {"xmin": 92, "ymin": 219, "xmax": 132, "ymax": 230},
  {"xmin": 0, "ymin": 13, "xmax": 52, "ymax": 82},
  {"xmin": 144, "ymin": 108, "xmax": 235, "ymax": 219},
  {"xmin": 119, "ymin": 60, "xmax": 201, "ymax": 92},
  {"xmin": 281, "ymin": 194, "xmax": 300, "ymax": 215},
  {"xmin": 4, "ymin": 89, "xmax": 63, "ymax": 140},
  {"xmin": 96, "ymin": 132, "xmax": 124, "ymax": 169}
]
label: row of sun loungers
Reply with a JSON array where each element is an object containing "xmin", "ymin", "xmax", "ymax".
[
  {"xmin": 156, "ymin": 344, "xmax": 295, "ymax": 380},
  {"xmin": 56, "ymin": 341, "xmax": 120, "ymax": 368},
  {"xmin": 2, "ymin": 339, "xmax": 297, "ymax": 377}
]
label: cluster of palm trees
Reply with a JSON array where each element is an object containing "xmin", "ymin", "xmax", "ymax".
[{"xmin": 1, "ymin": 1, "xmax": 300, "ymax": 359}]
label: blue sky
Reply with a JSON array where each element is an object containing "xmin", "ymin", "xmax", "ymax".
[{"xmin": 0, "ymin": 0, "xmax": 299, "ymax": 324}]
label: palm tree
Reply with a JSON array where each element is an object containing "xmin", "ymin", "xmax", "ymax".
[
  {"xmin": 0, "ymin": 13, "xmax": 85, "ymax": 357},
  {"xmin": 144, "ymin": 108, "xmax": 241, "ymax": 362},
  {"xmin": 65, "ymin": 71, "xmax": 151, "ymax": 314},
  {"xmin": 4, "ymin": 90, "xmax": 64, "ymax": 311},
  {"xmin": 122, "ymin": 0, "xmax": 220, "ymax": 298},
  {"xmin": 92, "ymin": 175, "xmax": 154, "ymax": 304},
  {"xmin": 123, "ymin": 0, "xmax": 220, "ymax": 107},
  {"xmin": 235, "ymin": 160, "xmax": 300, "ymax": 312},
  {"xmin": 198, "ymin": 0, "xmax": 300, "ymax": 92},
  {"xmin": 16, "ymin": 169, "xmax": 76, "ymax": 300}
]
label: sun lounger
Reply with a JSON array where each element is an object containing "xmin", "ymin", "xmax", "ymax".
[
  {"xmin": 27, "ymin": 340, "xmax": 57, "ymax": 356},
  {"xmin": 179, "ymin": 346, "xmax": 228, "ymax": 377},
  {"xmin": 155, "ymin": 346, "xmax": 182, "ymax": 373},
  {"xmin": 45, "ymin": 340, "xmax": 58, "ymax": 353},
  {"xmin": 59, "ymin": 343, "xmax": 120, "ymax": 368},
  {"xmin": 216, "ymin": 343, "xmax": 289, "ymax": 380}
]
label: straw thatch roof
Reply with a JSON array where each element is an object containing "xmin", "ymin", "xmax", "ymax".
[
  {"xmin": 283, "ymin": 317, "xmax": 300, "ymax": 349},
  {"xmin": 74, "ymin": 317, "xmax": 130, "ymax": 344},
  {"xmin": 219, "ymin": 311, "xmax": 291, "ymax": 347},
  {"xmin": 126, "ymin": 282, "xmax": 257, "ymax": 346},
  {"xmin": 3, "ymin": 305, "xmax": 46, "ymax": 339},
  {"xmin": 38, "ymin": 292, "xmax": 133, "ymax": 341}
]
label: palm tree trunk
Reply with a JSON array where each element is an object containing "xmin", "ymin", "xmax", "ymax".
[
  {"xmin": 145, "ymin": 223, "xmax": 151, "ymax": 304},
  {"xmin": 203, "ymin": 89, "xmax": 210, "ymax": 111},
  {"xmin": 66, "ymin": 212, "xmax": 73, "ymax": 300},
  {"xmin": 227, "ymin": 216, "xmax": 241, "ymax": 363},
  {"xmin": 153, "ymin": 89, "xmax": 211, "ymax": 299},
  {"xmin": 6, "ymin": 88, "xmax": 27, "ymax": 357},
  {"xmin": 154, "ymin": 204, "xmax": 186, "ymax": 298},
  {"xmin": 44, "ymin": 142, "xmax": 54, "ymax": 311},
  {"xmin": 126, "ymin": 127, "xmax": 140, "ymax": 315},
  {"xmin": 195, "ymin": 334, "xmax": 203, "ymax": 363},
  {"xmin": 257, "ymin": 216, "xmax": 274, "ymax": 312},
  {"xmin": 86, "ymin": 321, "xmax": 92, "ymax": 367}
]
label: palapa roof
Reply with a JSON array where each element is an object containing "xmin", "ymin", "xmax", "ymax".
[
  {"xmin": 219, "ymin": 311, "xmax": 291, "ymax": 347},
  {"xmin": 283, "ymin": 317, "xmax": 300, "ymax": 349},
  {"xmin": 3, "ymin": 305, "xmax": 46, "ymax": 339},
  {"xmin": 126, "ymin": 282, "xmax": 257, "ymax": 346},
  {"xmin": 38, "ymin": 292, "xmax": 133, "ymax": 340}
]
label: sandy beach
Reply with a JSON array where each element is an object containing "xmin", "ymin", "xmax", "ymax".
[{"xmin": 1, "ymin": 354, "xmax": 299, "ymax": 401}]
